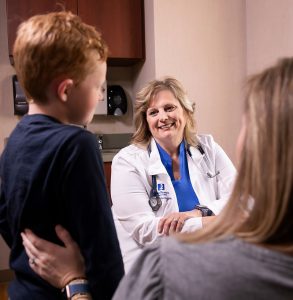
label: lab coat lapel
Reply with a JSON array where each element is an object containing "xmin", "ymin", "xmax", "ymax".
[
  {"xmin": 147, "ymin": 138, "xmax": 168, "ymax": 176},
  {"xmin": 187, "ymin": 145, "xmax": 208, "ymax": 182}
]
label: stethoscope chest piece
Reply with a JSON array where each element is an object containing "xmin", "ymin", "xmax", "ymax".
[
  {"xmin": 149, "ymin": 194, "xmax": 162, "ymax": 211},
  {"xmin": 149, "ymin": 173, "xmax": 162, "ymax": 211}
]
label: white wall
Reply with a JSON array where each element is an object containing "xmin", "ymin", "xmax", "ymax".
[
  {"xmin": 152, "ymin": 0, "xmax": 246, "ymax": 161},
  {"xmin": 133, "ymin": 0, "xmax": 156, "ymax": 92},
  {"xmin": 246, "ymin": 0, "xmax": 293, "ymax": 75}
]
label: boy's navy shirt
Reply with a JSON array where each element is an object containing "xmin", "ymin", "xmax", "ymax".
[{"xmin": 0, "ymin": 114, "xmax": 124, "ymax": 299}]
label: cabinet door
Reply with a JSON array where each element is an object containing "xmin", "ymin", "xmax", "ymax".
[
  {"xmin": 6, "ymin": 0, "xmax": 77, "ymax": 61},
  {"xmin": 103, "ymin": 162, "xmax": 112, "ymax": 205},
  {"xmin": 78, "ymin": 0, "xmax": 145, "ymax": 65},
  {"xmin": 0, "ymin": 282, "xmax": 9, "ymax": 300}
]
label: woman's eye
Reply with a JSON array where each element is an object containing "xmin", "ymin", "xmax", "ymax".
[
  {"xmin": 148, "ymin": 110, "xmax": 158, "ymax": 116},
  {"xmin": 165, "ymin": 105, "xmax": 176, "ymax": 112}
]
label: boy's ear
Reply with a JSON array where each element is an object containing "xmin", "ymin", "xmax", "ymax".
[{"xmin": 57, "ymin": 79, "xmax": 74, "ymax": 102}]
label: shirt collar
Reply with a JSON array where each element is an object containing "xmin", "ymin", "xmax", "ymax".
[
  {"xmin": 156, "ymin": 140, "xmax": 186, "ymax": 180},
  {"xmin": 147, "ymin": 138, "xmax": 186, "ymax": 176}
]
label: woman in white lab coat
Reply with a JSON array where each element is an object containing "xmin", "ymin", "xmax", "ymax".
[
  {"xmin": 22, "ymin": 77, "xmax": 236, "ymax": 279},
  {"xmin": 110, "ymin": 77, "xmax": 236, "ymax": 272}
]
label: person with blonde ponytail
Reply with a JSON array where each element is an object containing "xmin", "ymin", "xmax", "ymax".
[{"xmin": 22, "ymin": 58, "xmax": 293, "ymax": 299}]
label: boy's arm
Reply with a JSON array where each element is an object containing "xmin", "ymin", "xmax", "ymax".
[
  {"xmin": 0, "ymin": 178, "xmax": 12, "ymax": 247},
  {"xmin": 61, "ymin": 131, "xmax": 124, "ymax": 299}
]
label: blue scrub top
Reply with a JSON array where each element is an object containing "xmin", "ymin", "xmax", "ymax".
[{"xmin": 156, "ymin": 141, "xmax": 200, "ymax": 211}]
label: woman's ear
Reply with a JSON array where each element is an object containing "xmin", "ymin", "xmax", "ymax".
[{"xmin": 57, "ymin": 79, "xmax": 74, "ymax": 102}]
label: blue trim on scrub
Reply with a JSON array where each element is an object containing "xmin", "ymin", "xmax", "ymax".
[{"xmin": 156, "ymin": 141, "xmax": 200, "ymax": 212}]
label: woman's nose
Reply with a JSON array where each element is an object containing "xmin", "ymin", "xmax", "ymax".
[{"xmin": 159, "ymin": 110, "xmax": 168, "ymax": 121}]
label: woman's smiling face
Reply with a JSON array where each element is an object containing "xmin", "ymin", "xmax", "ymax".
[{"xmin": 146, "ymin": 89, "xmax": 187, "ymax": 147}]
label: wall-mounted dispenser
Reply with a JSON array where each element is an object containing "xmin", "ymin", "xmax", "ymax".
[
  {"xmin": 107, "ymin": 85, "xmax": 127, "ymax": 116},
  {"xmin": 12, "ymin": 75, "xmax": 28, "ymax": 115},
  {"xmin": 12, "ymin": 77, "xmax": 127, "ymax": 117}
]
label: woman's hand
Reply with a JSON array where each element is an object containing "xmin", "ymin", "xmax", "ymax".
[
  {"xmin": 21, "ymin": 225, "xmax": 86, "ymax": 289},
  {"xmin": 158, "ymin": 209, "xmax": 202, "ymax": 235}
]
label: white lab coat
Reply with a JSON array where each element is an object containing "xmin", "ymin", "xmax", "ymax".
[{"xmin": 111, "ymin": 134, "xmax": 236, "ymax": 272}]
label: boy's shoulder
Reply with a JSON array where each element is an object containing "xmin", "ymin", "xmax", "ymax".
[{"xmin": 8, "ymin": 114, "xmax": 96, "ymax": 151}]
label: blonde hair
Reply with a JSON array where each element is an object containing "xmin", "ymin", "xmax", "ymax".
[
  {"xmin": 13, "ymin": 11, "xmax": 108, "ymax": 102},
  {"xmin": 131, "ymin": 77, "xmax": 197, "ymax": 146},
  {"xmin": 180, "ymin": 58, "xmax": 293, "ymax": 253}
]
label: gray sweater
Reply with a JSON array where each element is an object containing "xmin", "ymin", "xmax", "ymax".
[{"xmin": 113, "ymin": 236, "xmax": 293, "ymax": 300}]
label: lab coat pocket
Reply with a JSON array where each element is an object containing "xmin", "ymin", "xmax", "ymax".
[{"xmin": 154, "ymin": 179, "xmax": 177, "ymax": 216}]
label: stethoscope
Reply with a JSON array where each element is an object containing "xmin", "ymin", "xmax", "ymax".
[
  {"xmin": 149, "ymin": 175, "xmax": 162, "ymax": 211},
  {"xmin": 148, "ymin": 143, "xmax": 220, "ymax": 211}
]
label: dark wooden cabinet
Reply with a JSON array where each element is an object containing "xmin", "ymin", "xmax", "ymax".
[
  {"xmin": 103, "ymin": 162, "xmax": 112, "ymax": 205},
  {"xmin": 0, "ymin": 282, "xmax": 9, "ymax": 299},
  {"xmin": 79, "ymin": 0, "xmax": 145, "ymax": 65},
  {"xmin": 6, "ymin": 0, "xmax": 145, "ymax": 66},
  {"xmin": 6, "ymin": 0, "xmax": 77, "ymax": 63}
]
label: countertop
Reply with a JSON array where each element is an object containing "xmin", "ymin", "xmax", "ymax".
[
  {"xmin": 96, "ymin": 133, "xmax": 132, "ymax": 162},
  {"xmin": 101, "ymin": 149, "xmax": 120, "ymax": 162}
]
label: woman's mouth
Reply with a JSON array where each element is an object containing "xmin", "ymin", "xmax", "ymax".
[{"xmin": 158, "ymin": 122, "xmax": 175, "ymax": 130}]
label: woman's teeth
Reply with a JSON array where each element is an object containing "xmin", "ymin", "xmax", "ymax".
[{"xmin": 159, "ymin": 123, "xmax": 174, "ymax": 129}]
